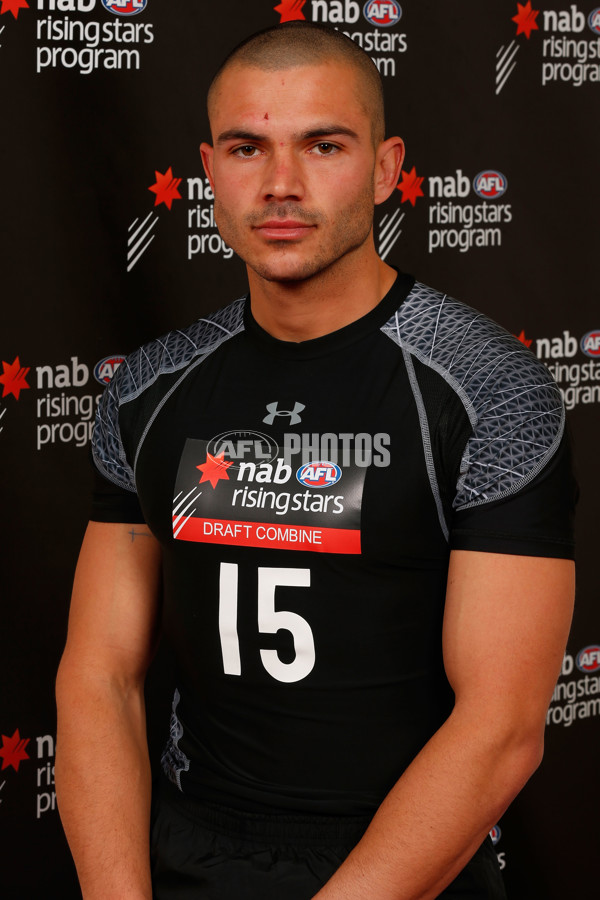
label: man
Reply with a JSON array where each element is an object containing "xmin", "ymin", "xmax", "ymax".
[{"xmin": 55, "ymin": 22, "xmax": 575, "ymax": 900}]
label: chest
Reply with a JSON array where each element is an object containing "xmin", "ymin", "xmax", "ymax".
[{"xmin": 132, "ymin": 335, "xmax": 449, "ymax": 566}]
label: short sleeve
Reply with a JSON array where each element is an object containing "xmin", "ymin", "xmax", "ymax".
[
  {"xmin": 90, "ymin": 461, "xmax": 146, "ymax": 524},
  {"xmin": 91, "ymin": 356, "xmax": 137, "ymax": 494},
  {"xmin": 88, "ymin": 354, "xmax": 142, "ymax": 522},
  {"xmin": 382, "ymin": 282, "xmax": 577, "ymax": 559},
  {"xmin": 449, "ymin": 429, "xmax": 577, "ymax": 559}
]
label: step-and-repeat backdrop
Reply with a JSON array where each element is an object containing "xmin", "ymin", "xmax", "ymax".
[{"xmin": 1, "ymin": 1, "xmax": 597, "ymax": 895}]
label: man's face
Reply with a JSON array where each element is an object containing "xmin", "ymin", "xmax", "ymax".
[{"xmin": 201, "ymin": 61, "xmax": 381, "ymax": 284}]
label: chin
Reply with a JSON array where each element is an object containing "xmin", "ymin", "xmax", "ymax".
[
  {"xmin": 255, "ymin": 266, "xmax": 318, "ymax": 284},
  {"xmin": 248, "ymin": 244, "xmax": 364, "ymax": 285},
  {"xmin": 246, "ymin": 253, "xmax": 328, "ymax": 285}
]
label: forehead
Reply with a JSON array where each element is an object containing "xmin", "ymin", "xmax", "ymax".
[{"xmin": 209, "ymin": 61, "xmax": 371, "ymax": 135}]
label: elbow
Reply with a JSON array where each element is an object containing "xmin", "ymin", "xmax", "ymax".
[
  {"xmin": 496, "ymin": 720, "xmax": 546, "ymax": 801},
  {"xmin": 452, "ymin": 701, "xmax": 548, "ymax": 802},
  {"xmin": 516, "ymin": 729, "xmax": 545, "ymax": 783},
  {"xmin": 56, "ymin": 646, "xmax": 147, "ymax": 705},
  {"xmin": 55, "ymin": 653, "xmax": 74, "ymax": 712},
  {"xmin": 55, "ymin": 652, "xmax": 90, "ymax": 713}
]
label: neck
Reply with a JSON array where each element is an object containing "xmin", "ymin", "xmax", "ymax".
[{"xmin": 247, "ymin": 246, "xmax": 397, "ymax": 342}]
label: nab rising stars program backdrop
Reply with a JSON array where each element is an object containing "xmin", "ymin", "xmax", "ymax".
[{"xmin": 0, "ymin": 1, "xmax": 598, "ymax": 895}]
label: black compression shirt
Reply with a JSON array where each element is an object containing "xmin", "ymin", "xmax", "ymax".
[{"xmin": 91, "ymin": 273, "xmax": 575, "ymax": 815}]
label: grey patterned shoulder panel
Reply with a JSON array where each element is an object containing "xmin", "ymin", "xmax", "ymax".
[
  {"xmin": 92, "ymin": 298, "xmax": 246, "ymax": 492},
  {"xmin": 381, "ymin": 282, "xmax": 564, "ymax": 511}
]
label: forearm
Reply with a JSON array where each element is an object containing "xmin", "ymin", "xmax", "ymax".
[
  {"xmin": 55, "ymin": 661, "xmax": 153, "ymax": 900},
  {"xmin": 314, "ymin": 706, "xmax": 541, "ymax": 900}
]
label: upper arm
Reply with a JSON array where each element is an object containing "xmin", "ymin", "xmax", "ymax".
[
  {"xmin": 59, "ymin": 520, "xmax": 162, "ymax": 686},
  {"xmin": 442, "ymin": 550, "xmax": 575, "ymax": 738}
]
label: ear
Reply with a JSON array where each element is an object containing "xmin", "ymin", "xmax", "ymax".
[
  {"xmin": 374, "ymin": 137, "xmax": 405, "ymax": 206},
  {"xmin": 200, "ymin": 142, "xmax": 215, "ymax": 192}
]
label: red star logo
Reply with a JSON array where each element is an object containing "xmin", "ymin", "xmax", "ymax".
[
  {"xmin": 396, "ymin": 167, "xmax": 425, "ymax": 207},
  {"xmin": 148, "ymin": 167, "xmax": 182, "ymax": 210},
  {"xmin": 0, "ymin": 356, "xmax": 30, "ymax": 401},
  {"xmin": 0, "ymin": 0, "xmax": 29, "ymax": 19},
  {"xmin": 274, "ymin": 0, "xmax": 306, "ymax": 23},
  {"xmin": 514, "ymin": 329, "xmax": 533, "ymax": 348},
  {"xmin": 197, "ymin": 451, "xmax": 233, "ymax": 489},
  {"xmin": 512, "ymin": 2, "xmax": 539, "ymax": 39},
  {"xmin": 0, "ymin": 729, "xmax": 30, "ymax": 772}
]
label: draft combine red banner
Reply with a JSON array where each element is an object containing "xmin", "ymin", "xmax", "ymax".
[{"xmin": 174, "ymin": 516, "xmax": 362, "ymax": 553}]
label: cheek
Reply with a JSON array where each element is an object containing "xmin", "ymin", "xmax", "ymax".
[
  {"xmin": 320, "ymin": 162, "xmax": 373, "ymax": 202},
  {"xmin": 214, "ymin": 178, "xmax": 238, "ymax": 207},
  {"xmin": 217, "ymin": 178, "xmax": 258, "ymax": 225},
  {"xmin": 326, "ymin": 173, "xmax": 374, "ymax": 219},
  {"xmin": 213, "ymin": 160, "xmax": 252, "ymax": 201}
]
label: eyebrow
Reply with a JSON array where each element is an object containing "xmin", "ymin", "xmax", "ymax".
[{"xmin": 215, "ymin": 124, "xmax": 360, "ymax": 145}]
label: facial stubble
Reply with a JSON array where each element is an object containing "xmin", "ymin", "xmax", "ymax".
[{"xmin": 213, "ymin": 176, "xmax": 376, "ymax": 284}]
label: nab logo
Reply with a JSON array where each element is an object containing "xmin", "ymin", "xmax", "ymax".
[
  {"xmin": 489, "ymin": 826, "xmax": 502, "ymax": 846},
  {"xmin": 588, "ymin": 8, "xmax": 600, "ymax": 34},
  {"xmin": 94, "ymin": 355, "xmax": 125, "ymax": 385},
  {"xmin": 363, "ymin": 0, "xmax": 402, "ymax": 27},
  {"xmin": 473, "ymin": 170, "xmax": 507, "ymax": 200},
  {"xmin": 296, "ymin": 461, "xmax": 342, "ymax": 488},
  {"xmin": 576, "ymin": 645, "xmax": 600, "ymax": 673},
  {"xmin": 102, "ymin": 0, "xmax": 148, "ymax": 16},
  {"xmin": 581, "ymin": 330, "xmax": 600, "ymax": 358}
]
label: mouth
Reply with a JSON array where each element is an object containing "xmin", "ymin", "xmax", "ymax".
[{"xmin": 253, "ymin": 220, "xmax": 316, "ymax": 241}]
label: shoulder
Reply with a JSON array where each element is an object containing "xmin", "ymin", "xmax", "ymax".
[
  {"xmin": 381, "ymin": 281, "xmax": 565, "ymax": 510},
  {"xmin": 92, "ymin": 296, "xmax": 246, "ymax": 492},
  {"xmin": 381, "ymin": 281, "xmax": 552, "ymax": 404},
  {"xmin": 110, "ymin": 297, "xmax": 246, "ymax": 406}
]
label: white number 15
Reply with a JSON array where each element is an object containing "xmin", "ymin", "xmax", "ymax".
[{"xmin": 219, "ymin": 563, "xmax": 315, "ymax": 683}]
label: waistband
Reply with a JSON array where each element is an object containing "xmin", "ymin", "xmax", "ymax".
[{"xmin": 155, "ymin": 774, "xmax": 373, "ymax": 848}]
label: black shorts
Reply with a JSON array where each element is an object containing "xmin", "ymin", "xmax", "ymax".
[{"xmin": 150, "ymin": 777, "xmax": 507, "ymax": 900}]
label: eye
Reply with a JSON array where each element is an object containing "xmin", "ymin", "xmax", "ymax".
[
  {"xmin": 233, "ymin": 145, "xmax": 260, "ymax": 158},
  {"xmin": 311, "ymin": 142, "xmax": 338, "ymax": 156}
]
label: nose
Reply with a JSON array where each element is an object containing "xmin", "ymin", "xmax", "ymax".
[{"xmin": 260, "ymin": 146, "xmax": 304, "ymax": 202}]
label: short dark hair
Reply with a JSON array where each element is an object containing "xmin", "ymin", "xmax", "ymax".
[{"xmin": 207, "ymin": 22, "xmax": 385, "ymax": 144}]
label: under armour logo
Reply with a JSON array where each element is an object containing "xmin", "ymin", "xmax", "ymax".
[{"xmin": 263, "ymin": 401, "xmax": 305, "ymax": 426}]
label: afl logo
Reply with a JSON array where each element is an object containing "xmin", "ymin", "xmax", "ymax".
[
  {"xmin": 588, "ymin": 8, "xmax": 600, "ymax": 34},
  {"xmin": 101, "ymin": 0, "xmax": 148, "ymax": 16},
  {"xmin": 207, "ymin": 430, "xmax": 279, "ymax": 468},
  {"xmin": 363, "ymin": 1, "xmax": 402, "ymax": 27},
  {"xmin": 473, "ymin": 170, "xmax": 507, "ymax": 200},
  {"xmin": 94, "ymin": 355, "xmax": 125, "ymax": 385},
  {"xmin": 489, "ymin": 826, "xmax": 502, "ymax": 846},
  {"xmin": 576, "ymin": 645, "xmax": 600, "ymax": 673},
  {"xmin": 296, "ymin": 461, "xmax": 342, "ymax": 489},
  {"xmin": 581, "ymin": 330, "xmax": 600, "ymax": 358}
]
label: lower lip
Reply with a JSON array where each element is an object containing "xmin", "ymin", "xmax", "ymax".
[{"xmin": 255, "ymin": 225, "xmax": 315, "ymax": 240}]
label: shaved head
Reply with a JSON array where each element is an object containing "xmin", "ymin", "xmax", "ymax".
[{"xmin": 207, "ymin": 22, "xmax": 385, "ymax": 145}]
